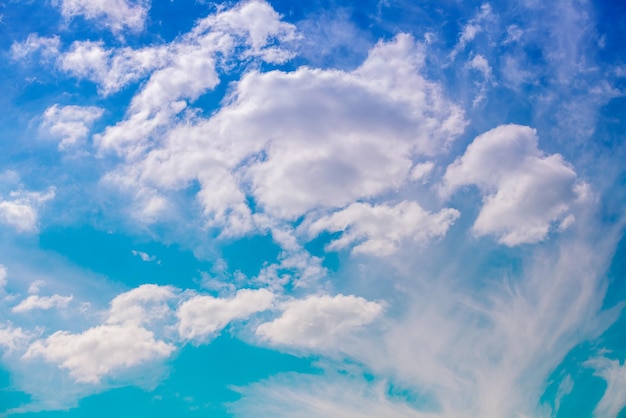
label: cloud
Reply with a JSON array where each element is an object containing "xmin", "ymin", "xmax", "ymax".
[
  {"xmin": 106, "ymin": 284, "xmax": 176, "ymax": 326},
  {"xmin": 0, "ymin": 188, "xmax": 55, "ymax": 233},
  {"xmin": 105, "ymin": 33, "xmax": 465, "ymax": 232},
  {"xmin": 23, "ymin": 323, "xmax": 175, "ymax": 384},
  {"xmin": 441, "ymin": 124, "xmax": 587, "ymax": 246},
  {"xmin": 54, "ymin": 0, "xmax": 148, "ymax": 33},
  {"xmin": 41, "ymin": 104, "xmax": 105, "ymax": 149},
  {"xmin": 11, "ymin": 34, "xmax": 60, "ymax": 61},
  {"xmin": 0, "ymin": 323, "xmax": 34, "ymax": 353},
  {"xmin": 27, "ymin": 280, "xmax": 46, "ymax": 295},
  {"xmin": 12, "ymin": 294, "xmax": 73, "ymax": 313},
  {"xmin": 307, "ymin": 201, "xmax": 459, "ymax": 256},
  {"xmin": 176, "ymin": 288, "xmax": 274, "ymax": 342},
  {"xmin": 256, "ymin": 294, "xmax": 383, "ymax": 349},
  {"xmin": 586, "ymin": 356, "xmax": 626, "ymax": 418},
  {"xmin": 130, "ymin": 250, "xmax": 157, "ymax": 262},
  {"xmin": 231, "ymin": 373, "xmax": 435, "ymax": 418}
]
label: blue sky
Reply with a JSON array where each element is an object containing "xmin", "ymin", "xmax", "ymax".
[{"xmin": 0, "ymin": 0, "xmax": 625, "ymax": 416}]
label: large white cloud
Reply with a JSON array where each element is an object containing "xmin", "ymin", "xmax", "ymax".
[
  {"xmin": 441, "ymin": 124, "xmax": 587, "ymax": 246},
  {"xmin": 23, "ymin": 324, "xmax": 175, "ymax": 384},
  {"xmin": 105, "ymin": 33, "xmax": 465, "ymax": 234},
  {"xmin": 177, "ymin": 288, "xmax": 274, "ymax": 342},
  {"xmin": 256, "ymin": 294, "xmax": 383, "ymax": 349},
  {"xmin": 307, "ymin": 201, "xmax": 459, "ymax": 256}
]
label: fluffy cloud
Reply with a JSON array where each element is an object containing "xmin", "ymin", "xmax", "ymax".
[
  {"xmin": 106, "ymin": 284, "xmax": 176, "ymax": 326},
  {"xmin": 41, "ymin": 104, "xmax": 104, "ymax": 149},
  {"xmin": 0, "ymin": 323, "xmax": 33, "ymax": 353},
  {"xmin": 441, "ymin": 124, "xmax": 587, "ymax": 246},
  {"xmin": 307, "ymin": 201, "xmax": 459, "ymax": 256},
  {"xmin": 54, "ymin": 0, "xmax": 148, "ymax": 32},
  {"xmin": 0, "ymin": 188, "xmax": 55, "ymax": 233},
  {"xmin": 24, "ymin": 324, "xmax": 175, "ymax": 384},
  {"xmin": 105, "ymin": 33, "xmax": 465, "ymax": 233},
  {"xmin": 256, "ymin": 294, "xmax": 383, "ymax": 349},
  {"xmin": 177, "ymin": 288, "xmax": 274, "ymax": 342},
  {"xmin": 12, "ymin": 294, "xmax": 73, "ymax": 313}
]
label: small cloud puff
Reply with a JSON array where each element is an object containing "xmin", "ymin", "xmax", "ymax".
[
  {"xmin": 441, "ymin": 124, "xmax": 587, "ymax": 246},
  {"xmin": 256, "ymin": 294, "xmax": 383, "ymax": 349},
  {"xmin": 176, "ymin": 288, "xmax": 274, "ymax": 342},
  {"xmin": 12, "ymin": 294, "xmax": 73, "ymax": 313},
  {"xmin": 41, "ymin": 104, "xmax": 104, "ymax": 150},
  {"xmin": 0, "ymin": 187, "xmax": 55, "ymax": 233}
]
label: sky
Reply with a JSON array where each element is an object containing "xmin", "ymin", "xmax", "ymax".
[{"xmin": 0, "ymin": 0, "xmax": 625, "ymax": 417}]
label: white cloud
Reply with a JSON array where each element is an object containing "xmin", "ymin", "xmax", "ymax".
[
  {"xmin": 54, "ymin": 0, "xmax": 148, "ymax": 33},
  {"xmin": 105, "ymin": 33, "xmax": 465, "ymax": 231},
  {"xmin": 106, "ymin": 284, "xmax": 176, "ymax": 326},
  {"xmin": 586, "ymin": 356, "xmax": 626, "ymax": 418},
  {"xmin": 409, "ymin": 161, "xmax": 435, "ymax": 183},
  {"xmin": 0, "ymin": 188, "xmax": 55, "ymax": 233},
  {"xmin": 308, "ymin": 201, "xmax": 459, "ymax": 256},
  {"xmin": 177, "ymin": 288, "xmax": 274, "ymax": 342},
  {"xmin": 131, "ymin": 250, "xmax": 157, "ymax": 262},
  {"xmin": 24, "ymin": 324, "xmax": 175, "ymax": 384},
  {"xmin": 0, "ymin": 323, "xmax": 34, "ymax": 353},
  {"xmin": 11, "ymin": 34, "xmax": 60, "ymax": 60},
  {"xmin": 27, "ymin": 280, "xmax": 46, "ymax": 294},
  {"xmin": 12, "ymin": 294, "xmax": 73, "ymax": 313},
  {"xmin": 256, "ymin": 294, "xmax": 383, "ymax": 349},
  {"xmin": 41, "ymin": 104, "xmax": 104, "ymax": 149},
  {"xmin": 441, "ymin": 124, "xmax": 587, "ymax": 246}
]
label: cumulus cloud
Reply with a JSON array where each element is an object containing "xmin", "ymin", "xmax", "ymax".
[
  {"xmin": 441, "ymin": 124, "xmax": 587, "ymax": 246},
  {"xmin": 41, "ymin": 104, "xmax": 104, "ymax": 149},
  {"xmin": 12, "ymin": 294, "xmax": 73, "ymax": 313},
  {"xmin": 256, "ymin": 294, "xmax": 383, "ymax": 349},
  {"xmin": 106, "ymin": 284, "xmax": 176, "ymax": 326},
  {"xmin": 0, "ymin": 187, "xmax": 55, "ymax": 233},
  {"xmin": 24, "ymin": 324, "xmax": 175, "ymax": 384},
  {"xmin": 54, "ymin": 0, "xmax": 148, "ymax": 33},
  {"xmin": 586, "ymin": 356, "xmax": 626, "ymax": 418},
  {"xmin": 307, "ymin": 201, "xmax": 459, "ymax": 256},
  {"xmin": 105, "ymin": 33, "xmax": 465, "ymax": 232},
  {"xmin": 177, "ymin": 288, "xmax": 274, "ymax": 342}
]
